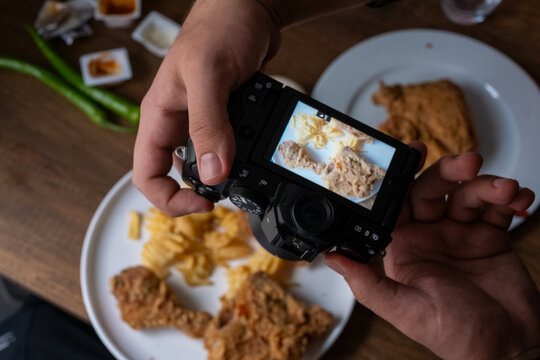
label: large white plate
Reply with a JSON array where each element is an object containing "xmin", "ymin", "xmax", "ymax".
[
  {"xmin": 312, "ymin": 29, "xmax": 540, "ymax": 228},
  {"xmin": 81, "ymin": 171, "xmax": 356, "ymax": 360}
]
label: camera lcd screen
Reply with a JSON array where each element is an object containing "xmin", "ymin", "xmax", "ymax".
[{"xmin": 270, "ymin": 100, "xmax": 396, "ymax": 210}]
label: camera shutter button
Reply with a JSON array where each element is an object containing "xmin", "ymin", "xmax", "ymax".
[{"xmin": 229, "ymin": 187, "xmax": 268, "ymax": 215}]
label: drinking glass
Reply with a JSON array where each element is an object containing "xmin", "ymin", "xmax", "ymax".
[{"xmin": 441, "ymin": 0, "xmax": 502, "ymax": 25}]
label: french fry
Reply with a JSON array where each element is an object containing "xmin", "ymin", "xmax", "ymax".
[
  {"xmin": 137, "ymin": 206, "xmax": 254, "ymax": 285},
  {"xmin": 175, "ymin": 251, "xmax": 214, "ymax": 286},
  {"xmin": 225, "ymin": 265, "xmax": 251, "ymax": 298},
  {"xmin": 127, "ymin": 211, "xmax": 141, "ymax": 240}
]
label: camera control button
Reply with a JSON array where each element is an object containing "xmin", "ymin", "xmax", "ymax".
[
  {"xmin": 253, "ymin": 82, "xmax": 264, "ymax": 91},
  {"xmin": 229, "ymin": 187, "xmax": 268, "ymax": 215},
  {"xmin": 246, "ymin": 93, "xmax": 258, "ymax": 103},
  {"xmin": 238, "ymin": 168, "xmax": 250, "ymax": 179},
  {"xmin": 195, "ymin": 184, "xmax": 221, "ymax": 202},
  {"xmin": 187, "ymin": 176, "xmax": 200, "ymax": 186},
  {"xmin": 371, "ymin": 233, "xmax": 379, "ymax": 241}
]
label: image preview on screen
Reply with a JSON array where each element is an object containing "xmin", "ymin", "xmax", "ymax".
[{"xmin": 271, "ymin": 101, "xmax": 396, "ymax": 210}]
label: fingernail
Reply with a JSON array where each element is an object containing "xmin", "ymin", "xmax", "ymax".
[
  {"xmin": 324, "ymin": 256, "xmax": 347, "ymax": 276},
  {"xmin": 493, "ymin": 178, "xmax": 507, "ymax": 188},
  {"xmin": 200, "ymin": 153, "xmax": 222, "ymax": 181}
]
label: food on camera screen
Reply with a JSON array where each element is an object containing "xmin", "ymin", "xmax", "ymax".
[
  {"xmin": 272, "ymin": 101, "xmax": 395, "ymax": 210},
  {"xmin": 373, "ymin": 79, "xmax": 478, "ymax": 170},
  {"xmin": 278, "ymin": 140, "xmax": 326, "ymax": 174},
  {"xmin": 323, "ymin": 146, "xmax": 385, "ymax": 199},
  {"xmin": 204, "ymin": 272, "xmax": 333, "ymax": 360},
  {"xmin": 110, "ymin": 265, "xmax": 212, "ymax": 338},
  {"xmin": 141, "ymin": 206, "xmax": 253, "ymax": 283}
]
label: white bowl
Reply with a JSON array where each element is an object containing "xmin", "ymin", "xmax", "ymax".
[
  {"xmin": 94, "ymin": 0, "xmax": 141, "ymax": 28},
  {"xmin": 131, "ymin": 11, "xmax": 181, "ymax": 57},
  {"xmin": 80, "ymin": 47, "xmax": 133, "ymax": 87}
]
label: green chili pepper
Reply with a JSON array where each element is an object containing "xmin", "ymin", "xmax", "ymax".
[
  {"xmin": 0, "ymin": 56, "xmax": 135, "ymax": 133},
  {"xmin": 26, "ymin": 25, "xmax": 140, "ymax": 125}
]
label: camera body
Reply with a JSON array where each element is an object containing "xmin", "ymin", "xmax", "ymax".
[{"xmin": 181, "ymin": 72, "xmax": 420, "ymax": 263}]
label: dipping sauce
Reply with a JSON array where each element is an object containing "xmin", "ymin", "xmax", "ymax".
[
  {"xmin": 141, "ymin": 23, "xmax": 177, "ymax": 50},
  {"xmin": 88, "ymin": 55, "xmax": 122, "ymax": 78},
  {"xmin": 98, "ymin": 0, "xmax": 135, "ymax": 15},
  {"xmin": 80, "ymin": 48, "xmax": 132, "ymax": 86}
]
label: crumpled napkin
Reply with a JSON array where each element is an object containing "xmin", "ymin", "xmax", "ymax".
[{"xmin": 34, "ymin": 0, "xmax": 95, "ymax": 45}]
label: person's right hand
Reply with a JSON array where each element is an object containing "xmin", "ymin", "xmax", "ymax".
[
  {"xmin": 133, "ymin": 0, "xmax": 282, "ymax": 216},
  {"xmin": 326, "ymin": 152, "xmax": 540, "ymax": 360}
]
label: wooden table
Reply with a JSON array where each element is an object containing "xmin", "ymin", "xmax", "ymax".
[{"xmin": 1, "ymin": 1, "xmax": 539, "ymax": 359}]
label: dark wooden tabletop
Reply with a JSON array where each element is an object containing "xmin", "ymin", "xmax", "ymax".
[{"xmin": 1, "ymin": 0, "xmax": 539, "ymax": 359}]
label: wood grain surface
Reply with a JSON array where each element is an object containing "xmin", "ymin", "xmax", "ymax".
[{"xmin": 1, "ymin": 1, "xmax": 539, "ymax": 359}]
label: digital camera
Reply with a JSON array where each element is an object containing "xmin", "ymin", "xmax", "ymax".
[{"xmin": 178, "ymin": 72, "xmax": 420, "ymax": 263}]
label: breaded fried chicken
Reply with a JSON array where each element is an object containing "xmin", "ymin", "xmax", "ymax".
[
  {"xmin": 323, "ymin": 146, "xmax": 385, "ymax": 199},
  {"xmin": 204, "ymin": 272, "xmax": 333, "ymax": 360},
  {"xmin": 110, "ymin": 265, "xmax": 212, "ymax": 338},
  {"xmin": 373, "ymin": 79, "xmax": 478, "ymax": 170},
  {"xmin": 278, "ymin": 140, "xmax": 326, "ymax": 175}
]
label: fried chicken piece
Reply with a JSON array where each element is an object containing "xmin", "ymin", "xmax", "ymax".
[
  {"xmin": 204, "ymin": 272, "xmax": 333, "ymax": 360},
  {"xmin": 322, "ymin": 146, "xmax": 385, "ymax": 199},
  {"xmin": 110, "ymin": 266, "xmax": 212, "ymax": 338},
  {"xmin": 278, "ymin": 140, "xmax": 326, "ymax": 175},
  {"xmin": 373, "ymin": 79, "xmax": 478, "ymax": 170}
]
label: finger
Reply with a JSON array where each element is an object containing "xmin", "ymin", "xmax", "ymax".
[
  {"xmin": 133, "ymin": 103, "xmax": 213, "ymax": 216},
  {"xmin": 324, "ymin": 252, "xmax": 427, "ymax": 327},
  {"xmin": 480, "ymin": 187, "xmax": 535, "ymax": 229},
  {"xmin": 396, "ymin": 141, "xmax": 427, "ymax": 225},
  {"xmin": 409, "ymin": 153, "xmax": 483, "ymax": 221},
  {"xmin": 407, "ymin": 141, "xmax": 427, "ymax": 173},
  {"xmin": 184, "ymin": 69, "xmax": 237, "ymax": 185},
  {"xmin": 446, "ymin": 176, "xmax": 520, "ymax": 223}
]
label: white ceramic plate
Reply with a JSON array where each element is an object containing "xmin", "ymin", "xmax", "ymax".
[
  {"xmin": 312, "ymin": 29, "xmax": 540, "ymax": 229},
  {"xmin": 81, "ymin": 171, "xmax": 356, "ymax": 360}
]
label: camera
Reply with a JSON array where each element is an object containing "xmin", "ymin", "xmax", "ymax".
[{"xmin": 178, "ymin": 72, "xmax": 420, "ymax": 263}]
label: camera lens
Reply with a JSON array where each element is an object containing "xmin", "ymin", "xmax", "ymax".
[{"xmin": 292, "ymin": 194, "xmax": 334, "ymax": 234}]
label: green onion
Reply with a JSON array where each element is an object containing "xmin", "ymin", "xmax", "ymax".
[
  {"xmin": 0, "ymin": 56, "xmax": 135, "ymax": 132},
  {"xmin": 26, "ymin": 25, "xmax": 140, "ymax": 125}
]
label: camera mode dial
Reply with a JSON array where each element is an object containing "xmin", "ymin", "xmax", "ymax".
[{"xmin": 229, "ymin": 187, "xmax": 268, "ymax": 215}]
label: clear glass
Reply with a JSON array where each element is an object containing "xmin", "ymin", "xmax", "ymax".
[{"xmin": 441, "ymin": 0, "xmax": 502, "ymax": 25}]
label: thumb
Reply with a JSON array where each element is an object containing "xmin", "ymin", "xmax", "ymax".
[
  {"xmin": 187, "ymin": 73, "xmax": 236, "ymax": 185},
  {"xmin": 324, "ymin": 252, "xmax": 426, "ymax": 327}
]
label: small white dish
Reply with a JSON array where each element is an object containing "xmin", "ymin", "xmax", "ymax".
[
  {"xmin": 80, "ymin": 48, "xmax": 132, "ymax": 87},
  {"xmin": 94, "ymin": 0, "xmax": 141, "ymax": 29},
  {"xmin": 131, "ymin": 11, "xmax": 181, "ymax": 58}
]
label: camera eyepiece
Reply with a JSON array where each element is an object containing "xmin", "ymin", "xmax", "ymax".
[{"xmin": 292, "ymin": 194, "xmax": 334, "ymax": 235}]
